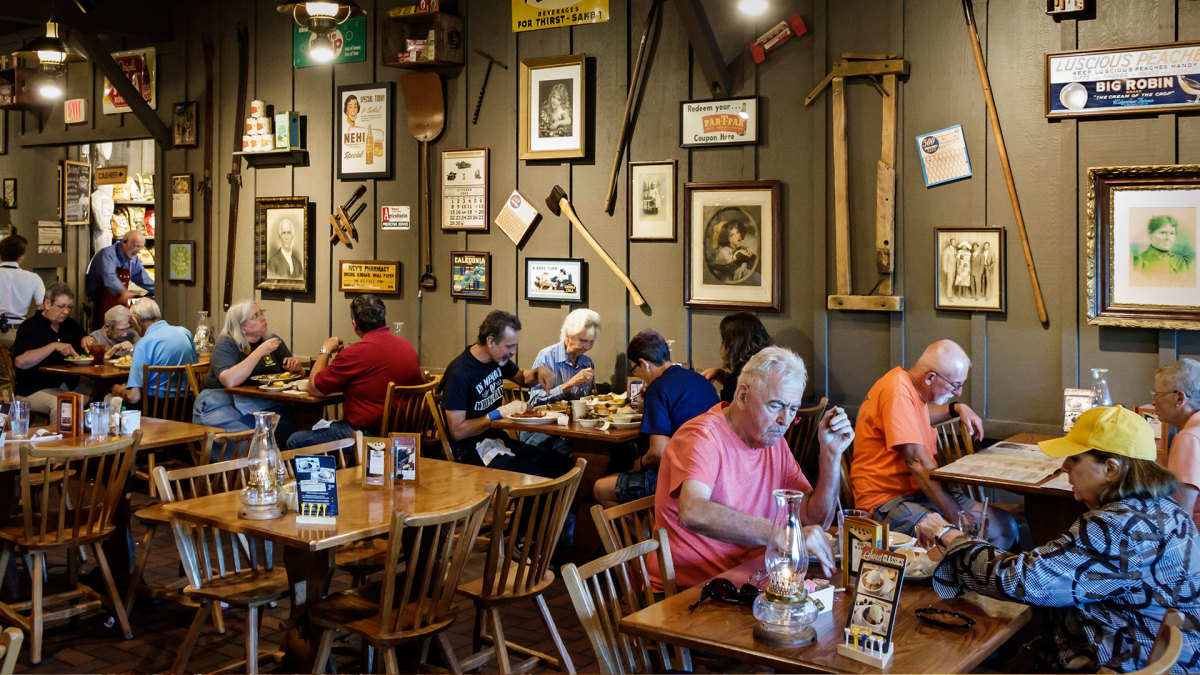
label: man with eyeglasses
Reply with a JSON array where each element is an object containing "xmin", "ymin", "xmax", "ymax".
[
  {"xmin": 11, "ymin": 282, "xmax": 90, "ymax": 418},
  {"xmin": 1153, "ymin": 358, "xmax": 1200, "ymax": 529},
  {"xmin": 851, "ymin": 339, "xmax": 1017, "ymax": 548},
  {"xmin": 84, "ymin": 231, "xmax": 154, "ymax": 331}
]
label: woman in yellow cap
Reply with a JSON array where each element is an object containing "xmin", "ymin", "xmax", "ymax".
[{"xmin": 916, "ymin": 405, "xmax": 1200, "ymax": 673}]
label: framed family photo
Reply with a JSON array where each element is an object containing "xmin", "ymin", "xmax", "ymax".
[
  {"xmin": 172, "ymin": 101, "xmax": 198, "ymax": 148},
  {"xmin": 337, "ymin": 82, "xmax": 394, "ymax": 180},
  {"xmin": 450, "ymin": 251, "xmax": 491, "ymax": 301},
  {"xmin": 683, "ymin": 180, "xmax": 781, "ymax": 311},
  {"xmin": 255, "ymin": 196, "xmax": 312, "ymax": 293},
  {"xmin": 526, "ymin": 258, "xmax": 585, "ymax": 303},
  {"xmin": 1087, "ymin": 164, "xmax": 1200, "ymax": 329},
  {"xmin": 934, "ymin": 227, "xmax": 1005, "ymax": 312},
  {"xmin": 519, "ymin": 54, "xmax": 586, "ymax": 160},
  {"xmin": 166, "ymin": 240, "xmax": 195, "ymax": 283},
  {"xmin": 628, "ymin": 160, "xmax": 675, "ymax": 241}
]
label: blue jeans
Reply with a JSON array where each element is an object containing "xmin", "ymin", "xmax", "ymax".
[
  {"xmin": 874, "ymin": 490, "xmax": 1019, "ymax": 549},
  {"xmin": 286, "ymin": 420, "xmax": 356, "ymax": 449}
]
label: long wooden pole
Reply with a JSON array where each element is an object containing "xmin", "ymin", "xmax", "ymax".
[
  {"xmin": 963, "ymin": 0, "xmax": 1048, "ymax": 325},
  {"xmin": 603, "ymin": 0, "xmax": 663, "ymax": 214}
]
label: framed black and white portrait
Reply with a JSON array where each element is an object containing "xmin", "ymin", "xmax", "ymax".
[
  {"xmin": 255, "ymin": 196, "xmax": 312, "ymax": 293},
  {"xmin": 519, "ymin": 54, "xmax": 586, "ymax": 160}
]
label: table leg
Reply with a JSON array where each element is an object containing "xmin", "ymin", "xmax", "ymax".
[
  {"xmin": 278, "ymin": 547, "xmax": 335, "ymax": 673},
  {"xmin": 102, "ymin": 486, "xmax": 135, "ymax": 592},
  {"xmin": 1025, "ymin": 493, "xmax": 1084, "ymax": 545}
]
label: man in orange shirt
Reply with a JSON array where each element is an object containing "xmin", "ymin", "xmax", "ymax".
[{"xmin": 850, "ymin": 340, "xmax": 1017, "ymax": 548}]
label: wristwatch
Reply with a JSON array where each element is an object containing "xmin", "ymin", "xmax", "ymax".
[
  {"xmin": 935, "ymin": 525, "xmax": 955, "ymax": 546},
  {"xmin": 318, "ymin": 347, "xmax": 330, "ymax": 355}
]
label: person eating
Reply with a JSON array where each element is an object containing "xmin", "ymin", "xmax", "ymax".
[
  {"xmin": 521, "ymin": 308, "xmax": 601, "ymax": 453},
  {"xmin": 83, "ymin": 305, "xmax": 139, "ymax": 359},
  {"xmin": 1154, "ymin": 358, "xmax": 1200, "ymax": 529}
]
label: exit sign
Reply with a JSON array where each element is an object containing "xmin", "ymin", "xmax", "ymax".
[{"xmin": 64, "ymin": 98, "xmax": 87, "ymax": 124}]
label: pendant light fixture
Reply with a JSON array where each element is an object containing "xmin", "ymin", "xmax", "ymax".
[
  {"xmin": 16, "ymin": 15, "xmax": 84, "ymax": 100},
  {"xmin": 277, "ymin": 1, "xmax": 364, "ymax": 63}
]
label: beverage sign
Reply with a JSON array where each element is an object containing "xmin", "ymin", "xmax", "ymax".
[
  {"xmin": 293, "ymin": 17, "xmax": 367, "ymax": 68},
  {"xmin": 512, "ymin": 0, "xmax": 608, "ymax": 32},
  {"xmin": 337, "ymin": 82, "xmax": 394, "ymax": 180},
  {"xmin": 102, "ymin": 48, "xmax": 156, "ymax": 114},
  {"xmin": 1046, "ymin": 41, "xmax": 1200, "ymax": 118},
  {"xmin": 679, "ymin": 96, "xmax": 759, "ymax": 147}
]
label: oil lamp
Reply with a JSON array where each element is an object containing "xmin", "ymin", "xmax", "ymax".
[
  {"xmin": 752, "ymin": 489, "xmax": 819, "ymax": 646},
  {"xmin": 239, "ymin": 411, "xmax": 286, "ymax": 520}
]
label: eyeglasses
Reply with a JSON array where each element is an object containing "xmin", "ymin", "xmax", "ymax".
[
  {"xmin": 931, "ymin": 371, "xmax": 964, "ymax": 392},
  {"xmin": 1150, "ymin": 390, "xmax": 1179, "ymax": 401},
  {"xmin": 687, "ymin": 578, "xmax": 759, "ymax": 611},
  {"xmin": 51, "ymin": 302, "xmax": 73, "ymax": 311},
  {"xmin": 248, "ymin": 309, "xmax": 267, "ymax": 320}
]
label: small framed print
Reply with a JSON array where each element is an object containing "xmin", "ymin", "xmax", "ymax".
[
  {"xmin": 519, "ymin": 54, "xmax": 587, "ymax": 160},
  {"xmin": 172, "ymin": 101, "xmax": 198, "ymax": 148},
  {"xmin": 166, "ymin": 240, "xmax": 196, "ymax": 283},
  {"xmin": 628, "ymin": 160, "xmax": 676, "ymax": 241},
  {"xmin": 1, "ymin": 178, "xmax": 14, "ymax": 209},
  {"xmin": 441, "ymin": 148, "xmax": 488, "ymax": 231},
  {"xmin": 450, "ymin": 251, "xmax": 491, "ymax": 301},
  {"xmin": 934, "ymin": 227, "xmax": 1005, "ymax": 313},
  {"xmin": 171, "ymin": 173, "xmax": 192, "ymax": 221},
  {"xmin": 526, "ymin": 257, "xmax": 585, "ymax": 303}
]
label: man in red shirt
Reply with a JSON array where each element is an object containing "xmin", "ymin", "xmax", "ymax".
[{"xmin": 285, "ymin": 294, "xmax": 423, "ymax": 448}]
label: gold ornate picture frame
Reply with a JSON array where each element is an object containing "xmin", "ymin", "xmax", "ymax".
[{"xmin": 255, "ymin": 196, "xmax": 312, "ymax": 293}]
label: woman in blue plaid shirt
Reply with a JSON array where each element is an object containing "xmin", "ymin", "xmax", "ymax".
[{"xmin": 918, "ymin": 406, "xmax": 1200, "ymax": 673}]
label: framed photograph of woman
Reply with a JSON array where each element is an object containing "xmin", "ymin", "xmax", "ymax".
[
  {"xmin": 1087, "ymin": 164, "xmax": 1200, "ymax": 329},
  {"xmin": 628, "ymin": 160, "xmax": 676, "ymax": 241},
  {"xmin": 337, "ymin": 82, "xmax": 394, "ymax": 180},
  {"xmin": 519, "ymin": 54, "xmax": 586, "ymax": 160},
  {"xmin": 934, "ymin": 227, "xmax": 1005, "ymax": 312},
  {"xmin": 255, "ymin": 196, "xmax": 312, "ymax": 293},
  {"xmin": 683, "ymin": 180, "xmax": 781, "ymax": 311}
]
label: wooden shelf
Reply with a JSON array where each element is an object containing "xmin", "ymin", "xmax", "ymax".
[
  {"xmin": 382, "ymin": 11, "xmax": 464, "ymax": 68},
  {"xmin": 235, "ymin": 149, "xmax": 309, "ymax": 168}
]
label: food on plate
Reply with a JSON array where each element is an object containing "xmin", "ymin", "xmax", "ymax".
[
  {"xmin": 538, "ymin": 402, "xmax": 570, "ymax": 412},
  {"xmin": 66, "ymin": 355, "xmax": 92, "ymax": 362},
  {"xmin": 510, "ymin": 410, "xmax": 547, "ymax": 419},
  {"xmin": 616, "ymin": 405, "xmax": 635, "ymax": 415},
  {"xmin": 581, "ymin": 411, "xmax": 604, "ymax": 420},
  {"xmin": 112, "ymin": 354, "xmax": 133, "ymax": 367},
  {"xmin": 865, "ymin": 604, "xmax": 884, "ymax": 624}
]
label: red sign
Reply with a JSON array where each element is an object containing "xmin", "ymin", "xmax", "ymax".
[{"xmin": 64, "ymin": 98, "xmax": 87, "ymax": 124}]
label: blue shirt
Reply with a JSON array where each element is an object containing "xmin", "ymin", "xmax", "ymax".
[
  {"xmin": 642, "ymin": 365, "xmax": 720, "ymax": 437},
  {"xmin": 527, "ymin": 341, "xmax": 596, "ymax": 407},
  {"xmin": 126, "ymin": 320, "xmax": 197, "ymax": 396},
  {"xmin": 85, "ymin": 243, "xmax": 155, "ymax": 297}
]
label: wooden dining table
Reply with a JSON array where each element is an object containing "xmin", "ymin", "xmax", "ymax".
[
  {"xmin": 160, "ymin": 458, "xmax": 543, "ymax": 672},
  {"xmin": 37, "ymin": 361, "xmax": 131, "ymax": 385},
  {"xmin": 226, "ymin": 383, "xmax": 344, "ymax": 429},
  {"xmin": 621, "ymin": 558, "xmax": 1032, "ymax": 673}
]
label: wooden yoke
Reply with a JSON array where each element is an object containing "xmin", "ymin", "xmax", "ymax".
[{"xmin": 807, "ymin": 55, "xmax": 908, "ymax": 312}]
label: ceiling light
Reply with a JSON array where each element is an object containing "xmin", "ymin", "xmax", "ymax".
[
  {"xmin": 738, "ymin": 0, "xmax": 768, "ymax": 16},
  {"xmin": 308, "ymin": 33, "xmax": 335, "ymax": 63},
  {"xmin": 39, "ymin": 76, "xmax": 63, "ymax": 99},
  {"xmin": 277, "ymin": 1, "xmax": 364, "ymax": 35},
  {"xmin": 16, "ymin": 21, "xmax": 86, "ymax": 74}
]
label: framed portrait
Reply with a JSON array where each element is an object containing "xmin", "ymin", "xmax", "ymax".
[
  {"xmin": 450, "ymin": 251, "xmax": 491, "ymax": 301},
  {"xmin": 934, "ymin": 228, "xmax": 1005, "ymax": 312},
  {"xmin": 519, "ymin": 54, "xmax": 586, "ymax": 160},
  {"xmin": 526, "ymin": 258, "xmax": 585, "ymax": 303},
  {"xmin": 628, "ymin": 160, "xmax": 675, "ymax": 241},
  {"xmin": 2, "ymin": 178, "xmax": 15, "ymax": 209},
  {"xmin": 1087, "ymin": 164, "xmax": 1200, "ymax": 330},
  {"xmin": 255, "ymin": 196, "xmax": 312, "ymax": 293},
  {"xmin": 683, "ymin": 180, "xmax": 781, "ymax": 311},
  {"xmin": 441, "ymin": 148, "xmax": 488, "ymax": 231},
  {"xmin": 166, "ymin": 240, "xmax": 195, "ymax": 283},
  {"xmin": 337, "ymin": 82, "xmax": 394, "ymax": 180},
  {"xmin": 172, "ymin": 101, "xmax": 198, "ymax": 148},
  {"xmin": 170, "ymin": 173, "xmax": 192, "ymax": 221}
]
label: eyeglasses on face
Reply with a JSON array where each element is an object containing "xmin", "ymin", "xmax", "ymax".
[
  {"xmin": 931, "ymin": 370, "xmax": 964, "ymax": 391},
  {"xmin": 687, "ymin": 577, "xmax": 759, "ymax": 611},
  {"xmin": 51, "ymin": 302, "xmax": 73, "ymax": 311},
  {"xmin": 1150, "ymin": 390, "xmax": 1179, "ymax": 401}
]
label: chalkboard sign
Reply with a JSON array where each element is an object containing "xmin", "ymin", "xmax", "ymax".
[{"xmin": 62, "ymin": 160, "xmax": 91, "ymax": 226}]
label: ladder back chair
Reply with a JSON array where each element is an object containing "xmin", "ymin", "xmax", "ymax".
[
  {"xmin": 590, "ymin": 495, "xmax": 656, "ymax": 555},
  {"xmin": 307, "ymin": 488, "xmax": 494, "ymax": 675},
  {"xmin": 457, "ymin": 458, "xmax": 586, "ymax": 675},
  {"xmin": 0, "ymin": 627, "xmax": 22, "ymax": 675},
  {"xmin": 0, "ymin": 348, "xmax": 14, "ymax": 404},
  {"xmin": 1100, "ymin": 609, "xmax": 1185, "ymax": 674},
  {"xmin": 379, "ymin": 375, "xmax": 441, "ymax": 436},
  {"xmin": 139, "ymin": 363, "xmax": 199, "ymax": 494},
  {"xmin": 424, "ymin": 391, "xmax": 455, "ymax": 462},
  {"xmin": 933, "ymin": 417, "xmax": 984, "ymax": 503},
  {"xmin": 562, "ymin": 529, "xmax": 690, "ymax": 675},
  {"xmin": 153, "ymin": 460, "xmax": 290, "ymax": 674},
  {"xmin": 785, "ymin": 397, "xmax": 828, "ymax": 481},
  {"xmin": 501, "ymin": 380, "xmax": 528, "ymax": 405},
  {"xmin": 185, "ymin": 361, "xmax": 210, "ymax": 396},
  {"xmin": 0, "ymin": 432, "xmax": 141, "ymax": 663},
  {"xmin": 202, "ymin": 429, "xmax": 256, "ymax": 464}
]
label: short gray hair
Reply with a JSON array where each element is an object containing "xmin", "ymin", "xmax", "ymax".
[
  {"xmin": 560, "ymin": 308, "xmax": 601, "ymax": 342},
  {"xmin": 739, "ymin": 346, "xmax": 808, "ymax": 396},
  {"xmin": 129, "ymin": 298, "xmax": 161, "ymax": 323},
  {"xmin": 103, "ymin": 304, "xmax": 131, "ymax": 327},
  {"xmin": 1157, "ymin": 358, "xmax": 1200, "ymax": 402},
  {"xmin": 45, "ymin": 281, "xmax": 74, "ymax": 305}
]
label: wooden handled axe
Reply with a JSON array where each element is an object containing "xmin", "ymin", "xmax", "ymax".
[{"xmin": 545, "ymin": 185, "xmax": 646, "ymax": 307}]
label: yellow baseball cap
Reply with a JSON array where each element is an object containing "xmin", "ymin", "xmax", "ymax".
[{"xmin": 1039, "ymin": 405, "xmax": 1156, "ymax": 460}]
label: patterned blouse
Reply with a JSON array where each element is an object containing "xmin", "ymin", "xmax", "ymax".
[{"xmin": 932, "ymin": 496, "xmax": 1200, "ymax": 673}]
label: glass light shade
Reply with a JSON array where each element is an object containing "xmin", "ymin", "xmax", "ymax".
[
  {"xmin": 38, "ymin": 79, "xmax": 63, "ymax": 99},
  {"xmin": 303, "ymin": 2, "xmax": 342, "ymax": 18},
  {"xmin": 193, "ymin": 311, "xmax": 212, "ymax": 354},
  {"xmin": 239, "ymin": 412, "xmax": 286, "ymax": 519},
  {"xmin": 309, "ymin": 34, "xmax": 336, "ymax": 62},
  {"xmin": 278, "ymin": 1, "xmax": 363, "ymax": 33},
  {"xmin": 752, "ymin": 488, "xmax": 818, "ymax": 647},
  {"xmin": 17, "ymin": 21, "xmax": 84, "ymax": 72}
]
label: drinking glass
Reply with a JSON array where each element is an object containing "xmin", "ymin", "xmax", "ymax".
[
  {"xmin": 9, "ymin": 401, "xmax": 29, "ymax": 440},
  {"xmin": 957, "ymin": 503, "xmax": 990, "ymax": 541},
  {"xmin": 837, "ymin": 508, "xmax": 870, "ymax": 563},
  {"xmin": 88, "ymin": 403, "xmax": 108, "ymax": 440}
]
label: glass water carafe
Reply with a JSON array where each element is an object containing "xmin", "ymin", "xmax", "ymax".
[{"xmin": 1091, "ymin": 368, "xmax": 1113, "ymax": 407}]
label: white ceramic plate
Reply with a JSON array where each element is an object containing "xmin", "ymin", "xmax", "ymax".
[
  {"xmin": 609, "ymin": 420, "xmax": 642, "ymax": 429},
  {"xmin": 505, "ymin": 412, "xmax": 562, "ymax": 424},
  {"xmin": 65, "ymin": 356, "xmax": 93, "ymax": 363},
  {"xmin": 259, "ymin": 383, "xmax": 292, "ymax": 391},
  {"xmin": 889, "ymin": 532, "xmax": 915, "ymax": 549}
]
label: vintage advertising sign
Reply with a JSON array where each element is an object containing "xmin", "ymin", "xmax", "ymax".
[
  {"xmin": 1046, "ymin": 41, "xmax": 1200, "ymax": 118},
  {"xmin": 915, "ymin": 125, "xmax": 972, "ymax": 187},
  {"xmin": 337, "ymin": 260, "xmax": 400, "ymax": 294},
  {"xmin": 512, "ymin": 0, "xmax": 608, "ymax": 32},
  {"xmin": 380, "ymin": 205, "xmax": 411, "ymax": 230},
  {"xmin": 103, "ymin": 48, "xmax": 156, "ymax": 114},
  {"xmin": 293, "ymin": 17, "xmax": 366, "ymax": 68},
  {"xmin": 679, "ymin": 97, "xmax": 759, "ymax": 148},
  {"xmin": 337, "ymin": 82, "xmax": 393, "ymax": 180},
  {"xmin": 441, "ymin": 148, "xmax": 488, "ymax": 231}
]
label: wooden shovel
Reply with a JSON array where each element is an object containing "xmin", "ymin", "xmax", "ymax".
[{"xmin": 399, "ymin": 73, "xmax": 445, "ymax": 290}]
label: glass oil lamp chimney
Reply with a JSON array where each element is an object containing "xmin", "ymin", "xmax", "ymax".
[
  {"xmin": 239, "ymin": 412, "xmax": 286, "ymax": 520},
  {"xmin": 752, "ymin": 489, "xmax": 819, "ymax": 647},
  {"xmin": 193, "ymin": 310, "xmax": 212, "ymax": 354},
  {"xmin": 1091, "ymin": 368, "xmax": 1113, "ymax": 407}
]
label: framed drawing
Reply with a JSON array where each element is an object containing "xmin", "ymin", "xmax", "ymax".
[
  {"xmin": 628, "ymin": 160, "xmax": 675, "ymax": 241},
  {"xmin": 166, "ymin": 240, "xmax": 195, "ymax": 283},
  {"xmin": 1087, "ymin": 164, "xmax": 1200, "ymax": 330},
  {"xmin": 441, "ymin": 148, "xmax": 488, "ymax": 231},
  {"xmin": 62, "ymin": 160, "xmax": 91, "ymax": 226},
  {"xmin": 526, "ymin": 258, "xmax": 585, "ymax": 303},
  {"xmin": 450, "ymin": 251, "xmax": 491, "ymax": 301},
  {"xmin": 337, "ymin": 82, "xmax": 394, "ymax": 180},
  {"xmin": 934, "ymin": 227, "xmax": 1005, "ymax": 313},
  {"xmin": 255, "ymin": 196, "xmax": 312, "ymax": 293},
  {"xmin": 519, "ymin": 54, "xmax": 586, "ymax": 160},
  {"xmin": 2, "ymin": 178, "xmax": 15, "ymax": 209},
  {"xmin": 171, "ymin": 173, "xmax": 192, "ymax": 221},
  {"xmin": 683, "ymin": 180, "xmax": 781, "ymax": 311},
  {"xmin": 172, "ymin": 101, "xmax": 198, "ymax": 148}
]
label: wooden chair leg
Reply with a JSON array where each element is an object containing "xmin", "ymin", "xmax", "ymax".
[
  {"xmin": 147, "ymin": 453, "xmax": 157, "ymax": 498},
  {"xmin": 211, "ymin": 602, "xmax": 226, "ymax": 634},
  {"xmin": 30, "ymin": 551, "xmax": 43, "ymax": 664},
  {"xmin": 91, "ymin": 542, "xmax": 133, "ymax": 639},
  {"xmin": 311, "ymin": 629, "xmax": 337, "ymax": 675},
  {"xmin": 436, "ymin": 632, "xmax": 464, "ymax": 675},
  {"xmin": 0, "ymin": 544, "xmax": 11, "ymax": 590},
  {"xmin": 490, "ymin": 606, "xmax": 511, "ymax": 674},
  {"xmin": 472, "ymin": 605, "xmax": 485, "ymax": 653},
  {"xmin": 124, "ymin": 524, "xmax": 157, "ymax": 617},
  {"xmin": 535, "ymin": 593, "xmax": 575, "ymax": 674},
  {"xmin": 246, "ymin": 605, "xmax": 259, "ymax": 675},
  {"xmin": 173, "ymin": 600, "xmax": 211, "ymax": 673},
  {"xmin": 383, "ymin": 647, "xmax": 400, "ymax": 675}
]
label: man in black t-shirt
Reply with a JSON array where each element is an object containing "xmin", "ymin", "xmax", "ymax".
[
  {"xmin": 441, "ymin": 310, "xmax": 572, "ymax": 477},
  {"xmin": 12, "ymin": 282, "xmax": 90, "ymax": 417}
]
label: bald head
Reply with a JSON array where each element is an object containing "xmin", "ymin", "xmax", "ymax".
[{"xmin": 910, "ymin": 340, "xmax": 971, "ymax": 405}]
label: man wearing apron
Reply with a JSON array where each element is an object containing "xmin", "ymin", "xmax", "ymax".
[{"xmin": 84, "ymin": 231, "xmax": 154, "ymax": 331}]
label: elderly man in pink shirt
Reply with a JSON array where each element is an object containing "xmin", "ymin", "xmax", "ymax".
[
  {"xmin": 1154, "ymin": 358, "xmax": 1200, "ymax": 529},
  {"xmin": 649, "ymin": 346, "xmax": 854, "ymax": 589}
]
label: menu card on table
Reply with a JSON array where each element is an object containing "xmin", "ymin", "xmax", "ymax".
[
  {"xmin": 293, "ymin": 454, "xmax": 339, "ymax": 526},
  {"xmin": 936, "ymin": 441, "xmax": 1062, "ymax": 486},
  {"xmin": 846, "ymin": 546, "xmax": 906, "ymax": 643}
]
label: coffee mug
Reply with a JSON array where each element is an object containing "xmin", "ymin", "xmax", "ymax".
[
  {"xmin": 570, "ymin": 400, "xmax": 586, "ymax": 419},
  {"xmin": 120, "ymin": 410, "xmax": 142, "ymax": 435}
]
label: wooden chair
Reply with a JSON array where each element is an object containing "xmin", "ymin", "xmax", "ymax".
[
  {"xmin": 185, "ymin": 361, "xmax": 210, "ymax": 396},
  {"xmin": 153, "ymin": 460, "xmax": 290, "ymax": 674},
  {"xmin": 933, "ymin": 417, "xmax": 984, "ymax": 502},
  {"xmin": 379, "ymin": 376, "xmax": 440, "ymax": 437},
  {"xmin": 424, "ymin": 391, "xmax": 456, "ymax": 462},
  {"xmin": 840, "ymin": 445, "xmax": 855, "ymax": 509},
  {"xmin": 202, "ymin": 429, "xmax": 256, "ymax": 463},
  {"xmin": 562, "ymin": 529, "xmax": 690, "ymax": 675},
  {"xmin": 0, "ymin": 348, "xmax": 14, "ymax": 404},
  {"xmin": 139, "ymin": 363, "xmax": 198, "ymax": 494},
  {"xmin": 1099, "ymin": 609, "xmax": 1185, "ymax": 674},
  {"xmin": 457, "ymin": 458, "xmax": 586, "ymax": 674},
  {"xmin": 591, "ymin": 495, "xmax": 656, "ymax": 555},
  {"xmin": 501, "ymin": 380, "xmax": 527, "ymax": 405},
  {"xmin": 307, "ymin": 489, "xmax": 494, "ymax": 675},
  {"xmin": 0, "ymin": 627, "xmax": 23, "ymax": 675},
  {"xmin": 785, "ymin": 397, "xmax": 828, "ymax": 481},
  {"xmin": 0, "ymin": 432, "xmax": 141, "ymax": 663}
]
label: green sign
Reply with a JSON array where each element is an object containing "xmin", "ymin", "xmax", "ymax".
[{"xmin": 293, "ymin": 16, "xmax": 367, "ymax": 68}]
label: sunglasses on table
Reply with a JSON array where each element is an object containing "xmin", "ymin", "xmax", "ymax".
[{"xmin": 688, "ymin": 577, "xmax": 760, "ymax": 611}]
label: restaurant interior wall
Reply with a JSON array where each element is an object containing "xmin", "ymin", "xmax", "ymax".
[{"xmin": 0, "ymin": 0, "xmax": 1195, "ymax": 438}]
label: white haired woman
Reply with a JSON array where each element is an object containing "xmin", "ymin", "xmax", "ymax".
[
  {"xmin": 192, "ymin": 300, "xmax": 302, "ymax": 441},
  {"xmin": 520, "ymin": 308, "xmax": 601, "ymax": 452},
  {"xmin": 84, "ymin": 304, "xmax": 138, "ymax": 359}
]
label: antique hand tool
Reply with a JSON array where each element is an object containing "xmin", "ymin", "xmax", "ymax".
[
  {"xmin": 472, "ymin": 50, "xmax": 508, "ymax": 125},
  {"xmin": 329, "ymin": 184, "xmax": 366, "ymax": 246},
  {"xmin": 546, "ymin": 185, "xmax": 645, "ymax": 306},
  {"xmin": 399, "ymin": 72, "xmax": 445, "ymax": 290}
]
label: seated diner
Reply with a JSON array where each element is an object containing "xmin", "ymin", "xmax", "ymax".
[{"xmin": 12, "ymin": 281, "xmax": 90, "ymax": 417}]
